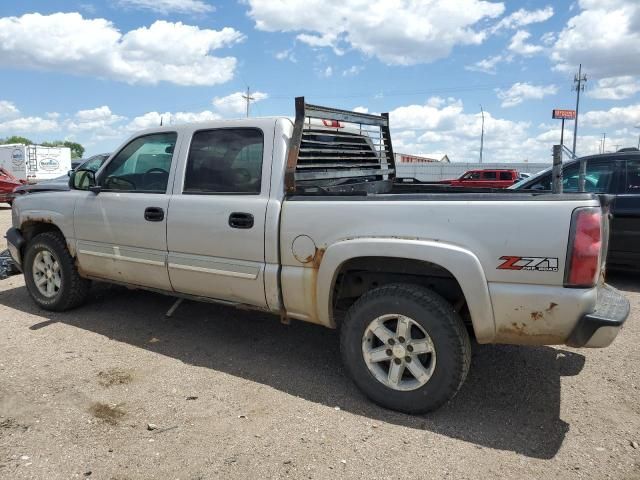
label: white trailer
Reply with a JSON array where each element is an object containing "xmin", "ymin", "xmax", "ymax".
[{"xmin": 0, "ymin": 144, "xmax": 72, "ymax": 182}]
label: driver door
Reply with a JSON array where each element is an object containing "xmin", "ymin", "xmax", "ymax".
[{"xmin": 73, "ymin": 132, "xmax": 179, "ymax": 290}]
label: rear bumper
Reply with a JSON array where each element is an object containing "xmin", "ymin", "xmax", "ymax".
[{"xmin": 566, "ymin": 284, "xmax": 629, "ymax": 348}]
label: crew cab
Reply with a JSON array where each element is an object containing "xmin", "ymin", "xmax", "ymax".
[
  {"xmin": 4, "ymin": 99, "xmax": 629, "ymax": 413},
  {"xmin": 446, "ymin": 169, "xmax": 519, "ymax": 188},
  {"xmin": 512, "ymin": 151, "xmax": 640, "ymax": 271}
]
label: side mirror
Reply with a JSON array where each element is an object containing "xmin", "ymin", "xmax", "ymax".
[
  {"xmin": 67, "ymin": 169, "xmax": 74, "ymax": 177},
  {"xmin": 69, "ymin": 169, "xmax": 100, "ymax": 193}
]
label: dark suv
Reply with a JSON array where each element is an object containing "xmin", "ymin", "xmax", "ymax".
[{"xmin": 513, "ymin": 151, "xmax": 640, "ymax": 271}]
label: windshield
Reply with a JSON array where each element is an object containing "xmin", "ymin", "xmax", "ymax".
[
  {"xmin": 79, "ymin": 153, "xmax": 110, "ymax": 172},
  {"xmin": 508, "ymin": 167, "xmax": 551, "ymax": 189}
]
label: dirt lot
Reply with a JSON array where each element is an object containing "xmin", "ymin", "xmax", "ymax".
[{"xmin": 0, "ymin": 206, "xmax": 638, "ymax": 480}]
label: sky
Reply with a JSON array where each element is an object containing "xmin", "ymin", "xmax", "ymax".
[{"xmin": 0, "ymin": 0, "xmax": 639, "ymax": 162}]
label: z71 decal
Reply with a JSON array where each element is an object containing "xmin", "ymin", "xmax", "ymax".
[{"xmin": 497, "ymin": 256, "xmax": 559, "ymax": 272}]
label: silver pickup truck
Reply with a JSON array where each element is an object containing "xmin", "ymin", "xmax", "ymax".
[{"xmin": 5, "ymin": 99, "xmax": 629, "ymax": 413}]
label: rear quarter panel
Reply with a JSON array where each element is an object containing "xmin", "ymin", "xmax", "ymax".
[{"xmin": 280, "ymin": 195, "xmax": 601, "ymax": 344}]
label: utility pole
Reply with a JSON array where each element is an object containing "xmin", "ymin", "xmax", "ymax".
[
  {"xmin": 601, "ymin": 132, "xmax": 606, "ymax": 153},
  {"xmin": 242, "ymin": 86, "xmax": 255, "ymax": 118},
  {"xmin": 572, "ymin": 64, "xmax": 587, "ymax": 156},
  {"xmin": 479, "ymin": 104, "xmax": 485, "ymax": 163},
  {"xmin": 635, "ymin": 125, "xmax": 640, "ymax": 149}
]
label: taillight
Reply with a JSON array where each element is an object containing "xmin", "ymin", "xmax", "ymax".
[{"xmin": 565, "ymin": 207, "xmax": 602, "ymax": 287}]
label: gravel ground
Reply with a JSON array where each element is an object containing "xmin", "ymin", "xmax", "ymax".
[{"xmin": 0, "ymin": 205, "xmax": 639, "ymax": 480}]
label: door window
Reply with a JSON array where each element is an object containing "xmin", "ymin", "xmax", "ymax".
[
  {"xmin": 183, "ymin": 128, "xmax": 264, "ymax": 194},
  {"xmin": 461, "ymin": 172, "xmax": 480, "ymax": 180},
  {"xmin": 499, "ymin": 171, "xmax": 512, "ymax": 180},
  {"xmin": 625, "ymin": 160, "xmax": 640, "ymax": 192},
  {"xmin": 528, "ymin": 160, "xmax": 616, "ymax": 192},
  {"xmin": 483, "ymin": 171, "xmax": 497, "ymax": 180},
  {"xmin": 100, "ymin": 133, "xmax": 176, "ymax": 192}
]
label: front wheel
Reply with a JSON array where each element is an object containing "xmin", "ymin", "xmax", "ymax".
[
  {"xmin": 23, "ymin": 231, "xmax": 90, "ymax": 311},
  {"xmin": 340, "ymin": 284, "xmax": 471, "ymax": 414}
]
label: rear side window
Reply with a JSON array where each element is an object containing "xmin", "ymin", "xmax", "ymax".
[
  {"xmin": 483, "ymin": 171, "xmax": 497, "ymax": 180},
  {"xmin": 625, "ymin": 160, "xmax": 640, "ymax": 192},
  {"xmin": 184, "ymin": 128, "xmax": 263, "ymax": 194},
  {"xmin": 499, "ymin": 171, "xmax": 512, "ymax": 180}
]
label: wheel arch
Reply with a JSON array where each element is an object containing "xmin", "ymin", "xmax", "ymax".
[
  {"xmin": 317, "ymin": 238, "xmax": 496, "ymax": 343},
  {"xmin": 19, "ymin": 211, "xmax": 75, "ymax": 257}
]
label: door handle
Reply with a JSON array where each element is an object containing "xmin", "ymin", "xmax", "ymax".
[
  {"xmin": 229, "ymin": 212, "xmax": 254, "ymax": 229},
  {"xmin": 144, "ymin": 207, "xmax": 164, "ymax": 222}
]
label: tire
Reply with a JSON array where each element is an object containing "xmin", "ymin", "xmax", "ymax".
[
  {"xmin": 340, "ymin": 283, "xmax": 471, "ymax": 414},
  {"xmin": 23, "ymin": 231, "xmax": 90, "ymax": 311}
]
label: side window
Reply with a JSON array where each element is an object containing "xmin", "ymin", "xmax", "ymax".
[
  {"xmin": 626, "ymin": 160, "xmax": 640, "ymax": 192},
  {"xmin": 100, "ymin": 133, "xmax": 176, "ymax": 192},
  {"xmin": 562, "ymin": 160, "xmax": 614, "ymax": 193},
  {"xmin": 183, "ymin": 128, "xmax": 264, "ymax": 194},
  {"xmin": 484, "ymin": 171, "xmax": 497, "ymax": 180},
  {"xmin": 499, "ymin": 171, "xmax": 512, "ymax": 180}
]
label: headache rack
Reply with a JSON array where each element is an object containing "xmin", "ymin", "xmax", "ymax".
[{"xmin": 285, "ymin": 97, "xmax": 395, "ymax": 194}]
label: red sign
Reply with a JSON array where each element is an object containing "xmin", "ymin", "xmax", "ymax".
[
  {"xmin": 322, "ymin": 120, "xmax": 343, "ymax": 128},
  {"xmin": 552, "ymin": 109, "xmax": 576, "ymax": 120}
]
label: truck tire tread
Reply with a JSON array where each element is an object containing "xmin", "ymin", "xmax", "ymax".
[{"xmin": 340, "ymin": 283, "xmax": 471, "ymax": 414}]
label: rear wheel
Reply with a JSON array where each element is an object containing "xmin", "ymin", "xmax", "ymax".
[
  {"xmin": 23, "ymin": 232, "xmax": 90, "ymax": 311},
  {"xmin": 340, "ymin": 284, "xmax": 471, "ymax": 413}
]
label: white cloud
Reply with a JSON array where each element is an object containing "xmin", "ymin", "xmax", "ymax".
[
  {"xmin": 342, "ymin": 65, "xmax": 363, "ymax": 77},
  {"xmin": 551, "ymin": 0, "xmax": 640, "ymax": 78},
  {"xmin": 212, "ymin": 91, "xmax": 269, "ymax": 115},
  {"xmin": 491, "ymin": 6, "xmax": 554, "ymax": 32},
  {"xmin": 275, "ymin": 48, "xmax": 297, "ymax": 62},
  {"xmin": 0, "ymin": 12, "xmax": 243, "ymax": 86},
  {"xmin": 508, "ymin": 30, "xmax": 544, "ymax": 56},
  {"xmin": 322, "ymin": 66, "xmax": 333, "ymax": 78},
  {"xmin": 0, "ymin": 116, "xmax": 59, "ymax": 134},
  {"xmin": 581, "ymin": 103, "xmax": 640, "ymax": 129},
  {"xmin": 540, "ymin": 31, "xmax": 556, "ymax": 45},
  {"xmin": 246, "ymin": 0, "xmax": 505, "ymax": 65},
  {"xmin": 117, "ymin": 0, "xmax": 214, "ymax": 14},
  {"xmin": 67, "ymin": 106, "xmax": 126, "ymax": 134},
  {"xmin": 465, "ymin": 54, "xmax": 509, "ymax": 74},
  {"xmin": 388, "ymin": 97, "xmax": 538, "ymax": 162},
  {"xmin": 390, "ymin": 98, "xmax": 464, "ymax": 131},
  {"xmin": 496, "ymin": 82, "xmax": 558, "ymax": 107},
  {"xmin": 0, "ymin": 101, "xmax": 19, "ymax": 119},
  {"xmin": 588, "ymin": 76, "xmax": 640, "ymax": 100},
  {"xmin": 127, "ymin": 110, "xmax": 221, "ymax": 131}
]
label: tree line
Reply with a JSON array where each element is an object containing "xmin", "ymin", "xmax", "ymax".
[{"xmin": 0, "ymin": 135, "xmax": 85, "ymax": 159}]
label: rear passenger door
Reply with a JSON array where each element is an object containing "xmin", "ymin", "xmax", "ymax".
[{"xmin": 166, "ymin": 126, "xmax": 270, "ymax": 308}]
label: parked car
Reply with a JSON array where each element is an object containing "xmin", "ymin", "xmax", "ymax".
[
  {"xmin": 4, "ymin": 99, "xmax": 628, "ymax": 414},
  {"xmin": 0, "ymin": 168, "xmax": 25, "ymax": 205},
  {"xmin": 511, "ymin": 151, "xmax": 640, "ymax": 271},
  {"xmin": 445, "ymin": 169, "xmax": 519, "ymax": 188},
  {"xmin": 12, "ymin": 153, "xmax": 110, "ymax": 198}
]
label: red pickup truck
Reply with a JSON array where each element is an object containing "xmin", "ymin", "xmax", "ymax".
[
  {"xmin": 0, "ymin": 168, "xmax": 24, "ymax": 205},
  {"xmin": 447, "ymin": 169, "xmax": 519, "ymax": 188}
]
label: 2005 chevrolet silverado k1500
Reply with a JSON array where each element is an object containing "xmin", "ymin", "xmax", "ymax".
[{"xmin": 4, "ymin": 99, "xmax": 630, "ymax": 413}]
